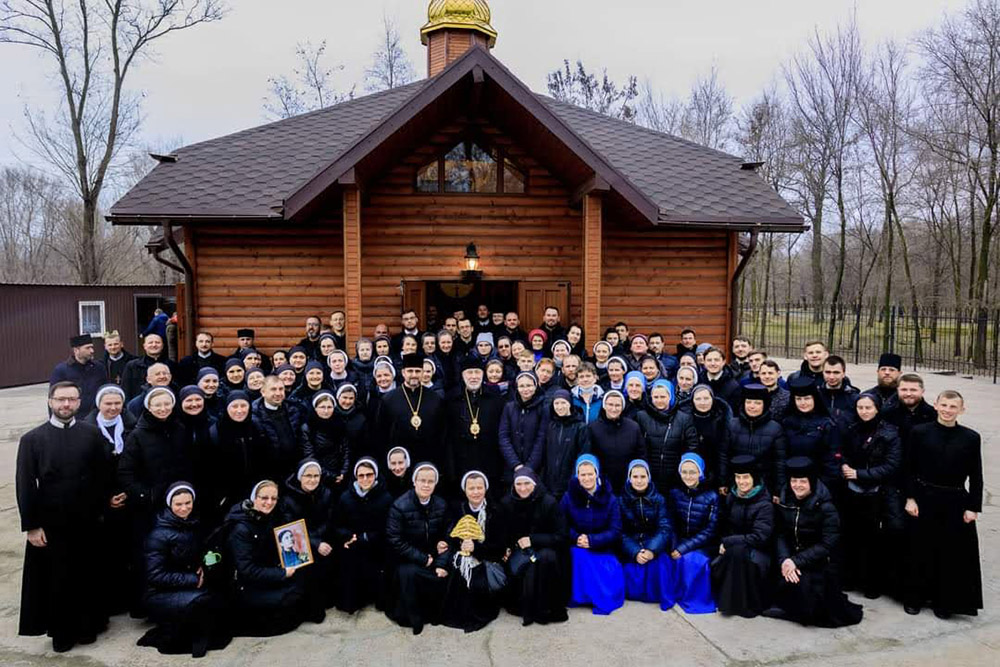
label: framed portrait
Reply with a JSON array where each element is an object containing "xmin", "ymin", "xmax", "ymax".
[{"xmin": 273, "ymin": 519, "xmax": 313, "ymax": 571}]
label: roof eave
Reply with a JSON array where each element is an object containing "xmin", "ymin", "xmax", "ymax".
[
  {"xmin": 108, "ymin": 211, "xmax": 283, "ymax": 225},
  {"xmin": 655, "ymin": 213, "xmax": 808, "ymax": 233}
]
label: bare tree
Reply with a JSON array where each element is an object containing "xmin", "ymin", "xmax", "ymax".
[
  {"xmin": 547, "ymin": 60, "xmax": 639, "ymax": 121},
  {"xmin": 365, "ymin": 14, "xmax": 414, "ymax": 93},
  {"xmin": 264, "ymin": 40, "xmax": 355, "ymax": 120},
  {"xmin": 0, "ymin": 166, "xmax": 65, "ymax": 281},
  {"xmin": 785, "ymin": 16, "xmax": 861, "ymax": 341},
  {"xmin": 0, "ymin": 0, "xmax": 226, "ymax": 284},
  {"xmin": 681, "ymin": 66, "xmax": 734, "ymax": 150},
  {"xmin": 637, "ymin": 80, "xmax": 684, "ymax": 134},
  {"xmin": 915, "ymin": 0, "xmax": 1000, "ymax": 366}
]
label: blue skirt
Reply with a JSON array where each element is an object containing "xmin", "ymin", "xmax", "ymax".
[
  {"xmin": 569, "ymin": 547, "xmax": 625, "ymax": 615},
  {"xmin": 675, "ymin": 550, "xmax": 716, "ymax": 614},
  {"xmin": 623, "ymin": 556, "xmax": 677, "ymax": 610}
]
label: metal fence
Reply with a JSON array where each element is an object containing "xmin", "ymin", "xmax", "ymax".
[{"xmin": 737, "ymin": 301, "xmax": 1000, "ymax": 382}]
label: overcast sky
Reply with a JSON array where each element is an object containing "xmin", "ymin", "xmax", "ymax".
[{"xmin": 0, "ymin": 0, "xmax": 969, "ymax": 170}]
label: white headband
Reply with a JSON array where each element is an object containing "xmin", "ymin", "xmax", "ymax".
[
  {"xmin": 336, "ymin": 383, "xmax": 358, "ymax": 399},
  {"xmin": 312, "ymin": 391, "xmax": 335, "ymax": 408},
  {"xmin": 144, "ymin": 387, "xmax": 176, "ymax": 410},
  {"xmin": 387, "ymin": 446, "xmax": 410, "ymax": 469},
  {"xmin": 165, "ymin": 482, "xmax": 195, "ymax": 508},
  {"xmin": 354, "ymin": 457, "xmax": 379, "ymax": 479},
  {"xmin": 249, "ymin": 480, "xmax": 277, "ymax": 502},
  {"xmin": 461, "ymin": 470, "xmax": 489, "ymax": 492},
  {"xmin": 411, "ymin": 462, "xmax": 439, "ymax": 484},
  {"xmin": 95, "ymin": 384, "xmax": 125, "ymax": 407},
  {"xmin": 296, "ymin": 460, "xmax": 322, "ymax": 481}
]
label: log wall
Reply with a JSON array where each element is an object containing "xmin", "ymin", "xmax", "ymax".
[{"xmin": 601, "ymin": 227, "xmax": 731, "ymax": 344}]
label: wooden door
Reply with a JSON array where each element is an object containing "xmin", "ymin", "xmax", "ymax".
[
  {"xmin": 518, "ymin": 281, "xmax": 570, "ymax": 330},
  {"xmin": 403, "ymin": 281, "xmax": 427, "ymax": 323}
]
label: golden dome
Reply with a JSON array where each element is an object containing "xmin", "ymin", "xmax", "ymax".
[{"xmin": 421, "ymin": 0, "xmax": 497, "ymax": 46}]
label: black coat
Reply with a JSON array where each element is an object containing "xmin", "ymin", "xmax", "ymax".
[
  {"xmin": 500, "ymin": 487, "xmax": 568, "ymax": 551},
  {"xmin": 542, "ymin": 406, "xmax": 590, "ymax": 499},
  {"xmin": 699, "ymin": 366, "xmax": 742, "ymax": 410},
  {"xmin": 143, "ymin": 507, "xmax": 209, "ymax": 617},
  {"xmin": 299, "ymin": 414, "xmax": 349, "ymax": 482},
  {"xmin": 841, "ymin": 418, "xmax": 901, "ymax": 492},
  {"xmin": 334, "ymin": 480, "xmax": 393, "ymax": 548},
  {"xmin": 386, "ymin": 490, "xmax": 451, "ymax": 567},
  {"xmin": 223, "ymin": 502, "xmax": 295, "ymax": 604},
  {"xmin": 49, "ymin": 357, "xmax": 108, "ymax": 412},
  {"xmin": 719, "ymin": 487, "xmax": 774, "ymax": 552},
  {"xmin": 781, "ymin": 410, "xmax": 840, "ymax": 485},
  {"xmin": 378, "ymin": 386, "xmax": 445, "ymax": 466},
  {"xmin": 447, "ymin": 500, "xmax": 508, "ymax": 563},
  {"xmin": 178, "ymin": 351, "xmax": 227, "ymax": 386},
  {"xmin": 333, "ymin": 403, "xmax": 368, "ymax": 463},
  {"xmin": 102, "ymin": 348, "xmax": 136, "ymax": 386},
  {"xmin": 774, "ymin": 481, "xmax": 838, "ymax": 570},
  {"xmin": 635, "ymin": 405, "xmax": 698, "ymax": 491},
  {"xmin": 499, "ymin": 392, "xmax": 548, "ymax": 480},
  {"xmin": 723, "ymin": 409, "xmax": 787, "ymax": 492},
  {"xmin": 280, "ymin": 474, "xmax": 336, "ymax": 551},
  {"xmin": 118, "ymin": 411, "xmax": 195, "ymax": 512},
  {"xmin": 445, "ymin": 388, "xmax": 505, "ymax": 487},
  {"xmin": 208, "ymin": 414, "xmax": 267, "ymax": 514},
  {"xmin": 587, "ymin": 411, "xmax": 643, "ymax": 493},
  {"xmin": 251, "ymin": 399, "xmax": 305, "ymax": 480},
  {"xmin": 121, "ymin": 354, "xmax": 176, "ymax": 401},
  {"xmin": 689, "ymin": 399, "xmax": 732, "ymax": 487}
]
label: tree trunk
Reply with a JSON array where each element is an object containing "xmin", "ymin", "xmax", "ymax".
[
  {"xmin": 81, "ymin": 198, "xmax": 99, "ymax": 284},
  {"xmin": 811, "ymin": 199, "xmax": 825, "ymax": 322}
]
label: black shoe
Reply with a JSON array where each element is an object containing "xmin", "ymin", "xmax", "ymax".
[
  {"xmin": 904, "ymin": 605, "xmax": 921, "ymax": 615},
  {"xmin": 77, "ymin": 634, "xmax": 97, "ymax": 646},
  {"xmin": 52, "ymin": 638, "xmax": 75, "ymax": 653},
  {"xmin": 933, "ymin": 609, "xmax": 952, "ymax": 620}
]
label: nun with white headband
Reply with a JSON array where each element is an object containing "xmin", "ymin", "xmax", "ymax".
[
  {"xmin": 334, "ymin": 457, "xmax": 394, "ymax": 614},
  {"xmin": 441, "ymin": 471, "xmax": 507, "ymax": 632},
  {"xmin": 300, "ymin": 390, "xmax": 349, "ymax": 491},
  {"xmin": 224, "ymin": 479, "xmax": 307, "ymax": 636},
  {"xmin": 280, "ymin": 458, "xmax": 337, "ymax": 619},
  {"xmin": 385, "ymin": 462, "xmax": 451, "ymax": 635},
  {"xmin": 138, "ymin": 482, "xmax": 230, "ymax": 657},
  {"xmin": 83, "ymin": 384, "xmax": 136, "ymax": 614},
  {"xmin": 499, "ymin": 467, "xmax": 569, "ymax": 626}
]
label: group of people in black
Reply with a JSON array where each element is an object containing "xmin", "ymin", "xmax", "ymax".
[{"xmin": 21, "ymin": 303, "xmax": 983, "ymax": 656}]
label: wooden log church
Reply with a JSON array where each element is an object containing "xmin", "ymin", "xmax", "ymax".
[{"xmin": 110, "ymin": 0, "xmax": 804, "ymax": 354}]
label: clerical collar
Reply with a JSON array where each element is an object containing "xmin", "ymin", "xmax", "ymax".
[
  {"xmin": 469, "ymin": 500, "xmax": 486, "ymax": 512},
  {"xmin": 49, "ymin": 416, "xmax": 76, "ymax": 429},
  {"xmin": 109, "ymin": 352, "xmax": 123, "ymax": 361},
  {"xmin": 404, "ymin": 328, "xmax": 418, "ymax": 335},
  {"xmin": 707, "ymin": 370, "xmax": 723, "ymax": 381},
  {"xmin": 198, "ymin": 351, "xmax": 212, "ymax": 358},
  {"xmin": 263, "ymin": 401, "xmax": 280, "ymax": 411},
  {"xmin": 418, "ymin": 495, "xmax": 431, "ymax": 506}
]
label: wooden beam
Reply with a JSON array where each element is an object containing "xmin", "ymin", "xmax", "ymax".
[
  {"xmin": 343, "ymin": 187, "xmax": 363, "ymax": 344},
  {"xmin": 571, "ymin": 174, "xmax": 610, "ymax": 206},
  {"xmin": 583, "ymin": 192, "xmax": 603, "ymax": 350}
]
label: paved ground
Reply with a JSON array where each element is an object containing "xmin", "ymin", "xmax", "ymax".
[{"xmin": 0, "ymin": 358, "xmax": 997, "ymax": 666}]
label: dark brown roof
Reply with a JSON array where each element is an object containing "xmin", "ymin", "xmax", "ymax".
[{"xmin": 110, "ymin": 47, "xmax": 802, "ymax": 231}]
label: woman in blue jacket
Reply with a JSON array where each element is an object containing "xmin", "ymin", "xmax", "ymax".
[
  {"xmin": 618, "ymin": 459, "xmax": 676, "ymax": 610},
  {"xmin": 139, "ymin": 482, "xmax": 230, "ymax": 657},
  {"xmin": 499, "ymin": 372, "xmax": 548, "ymax": 484},
  {"xmin": 667, "ymin": 453, "xmax": 719, "ymax": 613},
  {"xmin": 559, "ymin": 454, "xmax": 625, "ymax": 615}
]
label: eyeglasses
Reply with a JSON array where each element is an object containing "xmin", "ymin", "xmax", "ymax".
[
  {"xmin": 300, "ymin": 473, "xmax": 321, "ymax": 479},
  {"xmin": 357, "ymin": 472, "xmax": 375, "ymax": 479}
]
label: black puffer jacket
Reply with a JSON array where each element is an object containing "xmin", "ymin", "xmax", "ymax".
[
  {"xmin": 635, "ymin": 405, "xmax": 698, "ymax": 491},
  {"xmin": 209, "ymin": 413, "xmax": 266, "ymax": 513},
  {"xmin": 334, "ymin": 404, "xmax": 367, "ymax": 465},
  {"xmin": 587, "ymin": 410, "xmax": 643, "ymax": 493},
  {"xmin": 280, "ymin": 472, "xmax": 336, "ymax": 552},
  {"xmin": 143, "ymin": 507, "xmax": 206, "ymax": 615},
  {"xmin": 118, "ymin": 410, "xmax": 194, "ymax": 511},
  {"xmin": 723, "ymin": 409, "xmax": 787, "ymax": 492},
  {"xmin": 840, "ymin": 417, "xmax": 901, "ymax": 492},
  {"xmin": 386, "ymin": 489, "xmax": 451, "ymax": 567},
  {"xmin": 774, "ymin": 480, "xmax": 839, "ymax": 569},
  {"xmin": 719, "ymin": 486, "xmax": 774, "ymax": 551},
  {"xmin": 334, "ymin": 479, "xmax": 393, "ymax": 547},
  {"xmin": 690, "ymin": 399, "xmax": 732, "ymax": 487},
  {"xmin": 542, "ymin": 405, "xmax": 590, "ymax": 499},
  {"xmin": 224, "ymin": 501, "xmax": 290, "ymax": 596},
  {"xmin": 299, "ymin": 413, "xmax": 349, "ymax": 482}
]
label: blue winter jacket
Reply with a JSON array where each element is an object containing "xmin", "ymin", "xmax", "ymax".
[
  {"xmin": 618, "ymin": 480, "xmax": 672, "ymax": 559},
  {"xmin": 668, "ymin": 484, "xmax": 719, "ymax": 555},
  {"xmin": 560, "ymin": 476, "xmax": 622, "ymax": 553}
]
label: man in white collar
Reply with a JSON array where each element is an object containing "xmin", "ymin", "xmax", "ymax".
[
  {"xmin": 17, "ymin": 381, "xmax": 112, "ymax": 653},
  {"xmin": 178, "ymin": 331, "xmax": 226, "ymax": 384}
]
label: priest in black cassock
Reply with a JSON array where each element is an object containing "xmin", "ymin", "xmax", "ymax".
[
  {"xmin": 17, "ymin": 381, "xmax": 111, "ymax": 653},
  {"xmin": 379, "ymin": 352, "xmax": 444, "ymax": 465},
  {"xmin": 445, "ymin": 356, "xmax": 505, "ymax": 493},
  {"xmin": 904, "ymin": 390, "xmax": 984, "ymax": 619}
]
